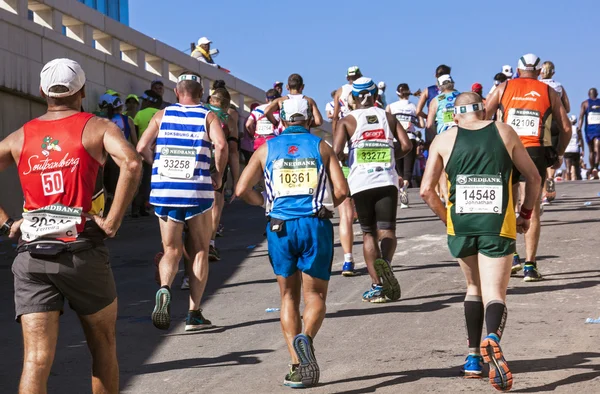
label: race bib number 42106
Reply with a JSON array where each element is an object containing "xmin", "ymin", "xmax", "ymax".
[
  {"xmin": 507, "ymin": 108, "xmax": 540, "ymax": 137},
  {"xmin": 455, "ymin": 174, "xmax": 503, "ymax": 214},
  {"xmin": 272, "ymin": 158, "xmax": 318, "ymax": 197},
  {"xmin": 159, "ymin": 147, "xmax": 196, "ymax": 179}
]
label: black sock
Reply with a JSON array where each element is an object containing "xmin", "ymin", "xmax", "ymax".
[
  {"xmin": 161, "ymin": 285, "xmax": 171, "ymax": 293},
  {"xmin": 464, "ymin": 295, "xmax": 484, "ymax": 352},
  {"xmin": 485, "ymin": 301, "xmax": 507, "ymax": 340}
]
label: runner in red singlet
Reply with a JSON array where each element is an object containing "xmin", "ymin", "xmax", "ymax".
[{"xmin": 0, "ymin": 58, "xmax": 141, "ymax": 393}]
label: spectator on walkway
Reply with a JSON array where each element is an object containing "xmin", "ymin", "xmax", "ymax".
[
  {"xmin": 192, "ymin": 37, "xmax": 221, "ymax": 69},
  {"xmin": 151, "ymin": 80, "xmax": 171, "ymax": 109},
  {"xmin": 123, "ymin": 94, "xmax": 139, "ymax": 120}
]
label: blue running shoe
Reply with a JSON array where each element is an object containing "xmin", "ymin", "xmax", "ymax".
[
  {"xmin": 374, "ymin": 258, "xmax": 401, "ymax": 301},
  {"xmin": 461, "ymin": 354, "xmax": 483, "ymax": 378},
  {"xmin": 185, "ymin": 309, "xmax": 214, "ymax": 332},
  {"xmin": 152, "ymin": 287, "xmax": 171, "ymax": 330},
  {"xmin": 292, "ymin": 334, "xmax": 319, "ymax": 388},
  {"xmin": 362, "ymin": 284, "xmax": 386, "ymax": 303},
  {"xmin": 511, "ymin": 253, "xmax": 522, "ymax": 275},
  {"xmin": 341, "ymin": 262, "xmax": 356, "ymax": 277},
  {"xmin": 523, "ymin": 262, "xmax": 543, "ymax": 282},
  {"xmin": 481, "ymin": 334, "xmax": 513, "ymax": 392}
]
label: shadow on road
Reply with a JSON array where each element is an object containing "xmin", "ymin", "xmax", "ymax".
[
  {"xmin": 321, "ymin": 352, "xmax": 600, "ymax": 393},
  {"xmin": 130, "ymin": 349, "xmax": 276, "ymax": 375}
]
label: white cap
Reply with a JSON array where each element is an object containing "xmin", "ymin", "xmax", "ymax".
[
  {"xmin": 517, "ymin": 54, "xmax": 542, "ymax": 71},
  {"xmin": 378, "ymin": 81, "xmax": 386, "ymax": 89},
  {"xmin": 40, "ymin": 58, "xmax": 86, "ymax": 98},
  {"xmin": 281, "ymin": 98, "xmax": 310, "ymax": 122},
  {"xmin": 198, "ymin": 37, "xmax": 212, "ymax": 45},
  {"xmin": 347, "ymin": 66, "xmax": 361, "ymax": 77},
  {"xmin": 502, "ymin": 65, "xmax": 514, "ymax": 78},
  {"xmin": 98, "ymin": 93, "xmax": 123, "ymax": 109},
  {"xmin": 437, "ymin": 74, "xmax": 453, "ymax": 85}
]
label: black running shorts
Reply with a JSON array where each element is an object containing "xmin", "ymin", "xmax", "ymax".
[
  {"xmin": 512, "ymin": 147, "xmax": 547, "ymax": 186},
  {"xmin": 12, "ymin": 245, "xmax": 117, "ymax": 321},
  {"xmin": 352, "ymin": 185, "xmax": 398, "ymax": 233}
]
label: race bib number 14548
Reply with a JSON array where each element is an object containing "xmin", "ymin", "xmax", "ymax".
[{"xmin": 455, "ymin": 174, "xmax": 503, "ymax": 214}]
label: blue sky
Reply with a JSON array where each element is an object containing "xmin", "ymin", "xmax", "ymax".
[{"xmin": 130, "ymin": 0, "xmax": 598, "ymax": 124}]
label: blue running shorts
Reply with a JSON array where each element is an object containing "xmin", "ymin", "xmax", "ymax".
[
  {"xmin": 154, "ymin": 203, "xmax": 213, "ymax": 223},
  {"xmin": 266, "ymin": 217, "xmax": 334, "ymax": 281}
]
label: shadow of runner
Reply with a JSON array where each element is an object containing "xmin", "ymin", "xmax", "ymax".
[
  {"xmin": 133, "ymin": 349, "xmax": 276, "ymax": 374},
  {"xmin": 321, "ymin": 352, "xmax": 600, "ymax": 393}
]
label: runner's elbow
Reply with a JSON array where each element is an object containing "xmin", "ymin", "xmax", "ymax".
[{"xmin": 125, "ymin": 155, "xmax": 143, "ymax": 178}]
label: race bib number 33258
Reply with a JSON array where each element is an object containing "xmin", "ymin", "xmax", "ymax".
[
  {"xmin": 159, "ymin": 147, "xmax": 196, "ymax": 179},
  {"xmin": 455, "ymin": 174, "xmax": 503, "ymax": 214}
]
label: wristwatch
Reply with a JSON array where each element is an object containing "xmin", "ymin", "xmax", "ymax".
[{"xmin": 0, "ymin": 218, "xmax": 15, "ymax": 236}]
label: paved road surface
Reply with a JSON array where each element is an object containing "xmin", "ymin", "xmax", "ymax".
[{"xmin": 1, "ymin": 181, "xmax": 600, "ymax": 393}]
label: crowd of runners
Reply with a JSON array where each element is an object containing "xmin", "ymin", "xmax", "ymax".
[{"xmin": 0, "ymin": 52, "xmax": 597, "ymax": 393}]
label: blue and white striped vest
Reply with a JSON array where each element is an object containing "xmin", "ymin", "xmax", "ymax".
[{"xmin": 150, "ymin": 104, "xmax": 214, "ymax": 207}]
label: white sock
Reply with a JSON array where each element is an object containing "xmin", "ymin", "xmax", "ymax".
[
  {"xmin": 210, "ymin": 240, "xmax": 215, "ymax": 247},
  {"xmin": 344, "ymin": 253, "xmax": 353, "ymax": 263}
]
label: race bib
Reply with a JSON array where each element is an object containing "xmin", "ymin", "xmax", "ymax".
[
  {"xmin": 455, "ymin": 174, "xmax": 503, "ymax": 214},
  {"xmin": 256, "ymin": 119, "xmax": 274, "ymax": 135},
  {"xmin": 443, "ymin": 109, "xmax": 454, "ymax": 124},
  {"xmin": 356, "ymin": 142, "xmax": 392, "ymax": 165},
  {"xmin": 159, "ymin": 147, "xmax": 196, "ymax": 179},
  {"xmin": 21, "ymin": 204, "xmax": 82, "ymax": 242},
  {"xmin": 272, "ymin": 158, "xmax": 319, "ymax": 197},
  {"xmin": 395, "ymin": 113, "xmax": 413, "ymax": 130},
  {"xmin": 588, "ymin": 112, "xmax": 600, "ymax": 125},
  {"xmin": 507, "ymin": 108, "xmax": 540, "ymax": 137}
]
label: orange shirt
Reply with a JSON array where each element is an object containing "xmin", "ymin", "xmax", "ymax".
[{"xmin": 500, "ymin": 78, "xmax": 552, "ymax": 148}]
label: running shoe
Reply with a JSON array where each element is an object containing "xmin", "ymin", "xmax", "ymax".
[
  {"xmin": 185, "ymin": 309, "xmax": 214, "ymax": 331},
  {"xmin": 152, "ymin": 287, "xmax": 171, "ymax": 330},
  {"xmin": 216, "ymin": 223, "xmax": 224, "ymax": 237},
  {"xmin": 362, "ymin": 284, "xmax": 386, "ymax": 303},
  {"xmin": 480, "ymin": 334, "xmax": 513, "ymax": 391},
  {"xmin": 374, "ymin": 258, "xmax": 401, "ymax": 301},
  {"xmin": 292, "ymin": 334, "xmax": 320, "ymax": 388},
  {"xmin": 545, "ymin": 179, "xmax": 556, "ymax": 202},
  {"xmin": 209, "ymin": 245, "xmax": 221, "ymax": 262},
  {"xmin": 180, "ymin": 276, "xmax": 190, "ymax": 290},
  {"xmin": 541, "ymin": 197, "xmax": 551, "ymax": 206},
  {"xmin": 510, "ymin": 253, "xmax": 522, "ymax": 275},
  {"xmin": 341, "ymin": 261, "xmax": 357, "ymax": 277},
  {"xmin": 154, "ymin": 252, "xmax": 164, "ymax": 286},
  {"xmin": 523, "ymin": 262, "xmax": 543, "ymax": 282},
  {"xmin": 400, "ymin": 203, "xmax": 409, "ymax": 209},
  {"xmin": 283, "ymin": 364, "xmax": 303, "ymax": 388},
  {"xmin": 399, "ymin": 190, "xmax": 409, "ymax": 207},
  {"xmin": 462, "ymin": 354, "xmax": 484, "ymax": 379}
]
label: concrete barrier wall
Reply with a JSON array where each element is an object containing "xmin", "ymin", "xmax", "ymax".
[{"xmin": 0, "ymin": 0, "xmax": 332, "ymax": 217}]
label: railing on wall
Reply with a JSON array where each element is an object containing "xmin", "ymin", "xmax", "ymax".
[{"xmin": 0, "ymin": 0, "xmax": 332, "ymax": 138}]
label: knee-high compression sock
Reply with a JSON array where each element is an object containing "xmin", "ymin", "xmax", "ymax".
[
  {"xmin": 485, "ymin": 300, "xmax": 508, "ymax": 340},
  {"xmin": 464, "ymin": 295, "xmax": 484, "ymax": 354}
]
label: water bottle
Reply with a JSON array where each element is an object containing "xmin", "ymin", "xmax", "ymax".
[
  {"xmin": 265, "ymin": 308, "xmax": 280, "ymax": 313},
  {"xmin": 585, "ymin": 317, "xmax": 600, "ymax": 324}
]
